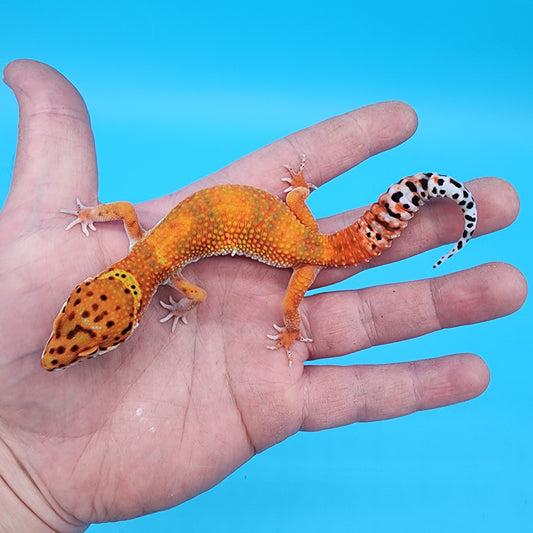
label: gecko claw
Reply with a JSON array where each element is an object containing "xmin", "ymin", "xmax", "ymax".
[
  {"xmin": 60, "ymin": 198, "xmax": 88, "ymax": 216},
  {"xmin": 284, "ymin": 154, "xmax": 306, "ymax": 173},
  {"xmin": 265, "ymin": 341, "xmax": 293, "ymax": 367}
]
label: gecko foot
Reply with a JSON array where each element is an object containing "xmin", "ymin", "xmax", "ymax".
[
  {"xmin": 61, "ymin": 198, "xmax": 97, "ymax": 237},
  {"xmin": 160, "ymin": 296, "xmax": 190, "ymax": 332},
  {"xmin": 266, "ymin": 323, "xmax": 312, "ymax": 367},
  {"xmin": 281, "ymin": 154, "xmax": 316, "ymax": 193}
]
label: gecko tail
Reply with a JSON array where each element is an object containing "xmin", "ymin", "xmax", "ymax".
[
  {"xmin": 377, "ymin": 172, "xmax": 477, "ymax": 267},
  {"xmin": 325, "ymin": 172, "xmax": 477, "ymax": 268}
]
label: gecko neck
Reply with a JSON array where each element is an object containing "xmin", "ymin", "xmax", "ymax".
[{"xmin": 109, "ymin": 240, "xmax": 173, "ymax": 315}]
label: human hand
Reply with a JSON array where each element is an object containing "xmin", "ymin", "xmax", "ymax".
[{"xmin": 0, "ymin": 60, "xmax": 526, "ymax": 531}]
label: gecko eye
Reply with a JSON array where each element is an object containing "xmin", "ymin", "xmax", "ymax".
[{"xmin": 41, "ymin": 275, "xmax": 138, "ymax": 371}]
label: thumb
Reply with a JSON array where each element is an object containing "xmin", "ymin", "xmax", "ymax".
[{"xmin": 2, "ymin": 60, "xmax": 98, "ymax": 223}]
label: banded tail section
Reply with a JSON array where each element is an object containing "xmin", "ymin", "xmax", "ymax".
[
  {"xmin": 326, "ymin": 172, "xmax": 477, "ymax": 268},
  {"xmin": 382, "ymin": 172, "xmax": 477, "ymax": 267}
]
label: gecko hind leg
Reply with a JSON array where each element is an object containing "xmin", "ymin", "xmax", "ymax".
[{"xmin": 266, "ymin": 264, "xmax": 318, "ymax": 366}]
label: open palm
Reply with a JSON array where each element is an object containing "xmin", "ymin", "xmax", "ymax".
[{"xmin": 0, "ymin": 60, "xmax": 526, "ymax": 531}]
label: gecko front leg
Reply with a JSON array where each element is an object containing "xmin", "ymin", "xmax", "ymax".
[
  {"xmin": 160, "ymin": 273, "xmax": 207, "ymax": 331},
  {"xmin": 282, "ymin": 155, "xmax": 320, "ymax": 232},
  {"xmin": 62, "ymin": 198, "xmax": 146, "ymax": 246}
]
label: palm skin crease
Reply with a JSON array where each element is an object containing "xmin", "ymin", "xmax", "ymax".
[{"xmin": 0, "ymin": 60, "xmax": 526, "ymax": 530}]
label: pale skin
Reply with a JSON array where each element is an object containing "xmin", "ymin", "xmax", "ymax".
[{"xmin": 0, "ymin": 59, "xmax": 527, "ymax": 531}]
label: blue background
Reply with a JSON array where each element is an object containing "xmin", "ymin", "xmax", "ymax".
[{"xmin": 1, "ymin": 1, "xmax": 531, "ymax": 531}]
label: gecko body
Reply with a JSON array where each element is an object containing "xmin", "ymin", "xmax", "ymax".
[{"xmin": 42, "ymin": 159, "xmax": 477, "ymax": 370}]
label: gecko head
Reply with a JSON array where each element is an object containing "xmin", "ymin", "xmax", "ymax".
[{"xmin": 41, "ymin": 270, "xmax": 142, "ymax": 371}]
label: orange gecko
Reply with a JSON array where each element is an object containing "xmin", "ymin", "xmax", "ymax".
[{"xmin": 42, "ymin": 157, "xmax": 477, "ymax": 370}]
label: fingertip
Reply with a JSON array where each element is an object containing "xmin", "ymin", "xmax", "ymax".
[
  {"xmin": 2, "ymin": 58, "xmax": 23, "ymax": 86},
  {"xmin": 469, "ymin": 177, "xmax": 520, "ymax": 234},
  {"xmin": 2, "ymin": 58, "xmax": 39, "ymax": 85},
  {"xmin": 431, "ymin": 262, "xmax": 527, "ymax": 330},
  {"xmin": 345, "ymin": 100, "xmax": 419, "ymax": 159},
  {"xmin": 380, "ymin": 100, "xmax": 419, "ymax": 138},
  {"xmin": 3, "ymin": 59, "xmax": 89, "ymax": 122},
  {"xmin": 496, "ymin": 178, "xmax": 521, "ymax": 222},
  {"xmin": 483, "ymin": 261, "xmax": 528, "ymax": 315},
  {"xmin": 4, "ymin": 58, "xmax": 61, "ymax": 84},
  {"xmin": 413, "ymin": 353, "xmax": 490, "ymax": 412},
  {"xmin": 451, "ymin": 353, "xmax": 491, "ymax": 402}
]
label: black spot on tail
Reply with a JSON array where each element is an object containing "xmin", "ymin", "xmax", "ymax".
[
  {"xmin": 391, "ymin": 191, "xmax": 403, "ymax": 202},
  {"xmin": 384, "ymin": 203, "xmax": 401, "ymax": 219},
  {"xmin": 405, "ymin": 181, "xmax": 418, "ymax": 192}
]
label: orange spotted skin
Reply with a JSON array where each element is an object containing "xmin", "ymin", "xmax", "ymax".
[
  {"xmin": 143, "ymin": 185, "xmax": 324, "ymax": 269},
  {"xmin": 42, "ymin": 159, "xmax": 477, "ymax": 370}
]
